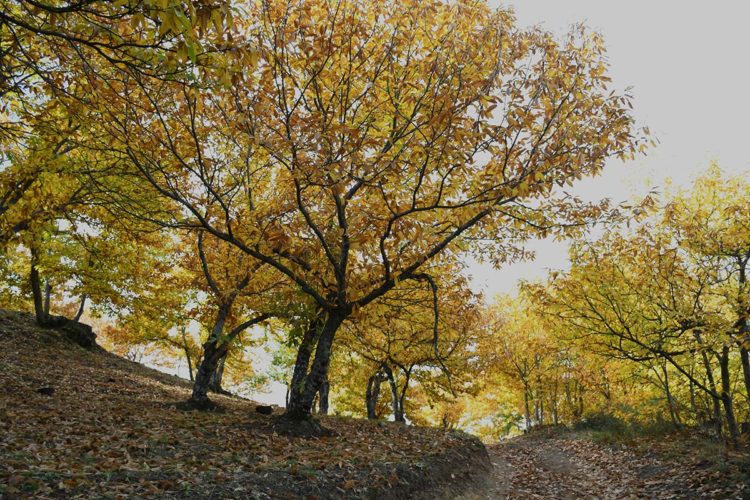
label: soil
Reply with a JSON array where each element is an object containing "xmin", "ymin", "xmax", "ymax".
[{"xmin": 458, "ymin": 430, "xmax": 749, "ymax": 499}]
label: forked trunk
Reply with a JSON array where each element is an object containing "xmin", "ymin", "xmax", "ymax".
[
  {"xmin": 286, "ymin": 312, "xmax": 344, "ymax": 420},
  {"xmin": 189, "ymin": 305, "xmax": 230, "ymax": 408}
]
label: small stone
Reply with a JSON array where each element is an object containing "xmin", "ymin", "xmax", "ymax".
[
  {"xmin": 255, "ymin": 405, "xmax": 273, "ymax": 415},
  {"xmin": 37, "ymin": 387, "xmax": 54, "ymax": 396}
]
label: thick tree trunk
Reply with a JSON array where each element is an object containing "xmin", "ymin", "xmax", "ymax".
[
  {"xmin": 286, "ymin": 313, "xmax": 344, "ymax": 420},
  {"xmin": 189, "ymin": 305, "xmax": 230, "ymax": 407},
  {"xmin": 191, "ymin": 343, "xmax": 226, "ymax": 408},
  {"xmin": 718, "ymin": 346, "xmax": 739, "ymax": 443},
  {"xmin": 317, "ymin": 377, "xmax": 329, "ymax": 415},
  {"xmin": 208, "ymin": 353, "xmax": 227, "ymax": 393},
  {"xmin": 286, "ymin": 318, "xmax": 321, "ymax": 415}
]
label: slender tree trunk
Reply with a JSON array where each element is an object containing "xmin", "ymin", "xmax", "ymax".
[
  {"xmin": 661, "ymin": 363, "xmax": 681, "ymax": 428},
  {"xmin": 552, "ymin": 383, "xmax": 559, "ymax": 426},
  {"xmin": 382, "ymin": 364, "xmax": 404, "ymax": 422},
  {"xmin": 185, "ymin": 351, "xmax": 195, "ymax": 382},
  {"xmin": 737, "ymin": 258, "xmax": 750, "ymax": 406},
  {"xmin": 740, "ymin": 347, "xmax": 750, "ymax": 407},
  {"xmin": 179, "ymin": 326, "xmax": 194, "ymax": 382},
  {"xmin": 397, "ymin": 368, "xmax": 411, "ymax": 423},
  {"xmin": 286, "ymin": 312, "xmax": 344, "ymax": 420},
  {"xmin": 43, "ymin": 279, "xmax": 51, "ymax": 316},
  {"xmin": 73, "ymin": 294, "xmax": 87, "ymax": 322},
  {"xmin": 718, "ymin": 346, "xmax": 739, "ymax": 443},
  {"xmin": 366, "ymin": 371, "xmax": 382, "ymax": 420},
  {"xmin": 523, "ymin": 384, "xmax": 531, "ymax": 430},
  {"xmin": 30, "ymin": 254, "xmax": 49, "ymax": 326},
  {"xmin": 696, "ymin": 332, "xmax": 724, "ymax": 438}
]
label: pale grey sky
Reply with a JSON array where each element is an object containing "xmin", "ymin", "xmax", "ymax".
[{"xmin": 471, "ymin": 0, "xmax": 750, "ymax": 299}]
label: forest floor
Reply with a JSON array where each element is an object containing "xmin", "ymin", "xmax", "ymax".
[
  {"xmin": 0, "ymin": 309, "xmax": 488, "ymax": 499},
  {"xmin": 3, "ymin": 309, "xmax": 749, "ymax": 499},
  {"xmin": 460, "ymin": 427, "xmax": 750, "ymax": 499}
]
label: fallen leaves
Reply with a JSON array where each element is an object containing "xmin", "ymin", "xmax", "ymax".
[
  {"xmin": 461, "ymin": 431, "xmax": 749, "ymax": 499},
  {"xmin": 0, "ymin": 310, "xmax": 486, "ymax": 498}
]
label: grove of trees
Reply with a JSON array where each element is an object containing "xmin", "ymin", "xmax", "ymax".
[{"xmin": 19, "ymin": 0, "xmax": 750, "ymax": 446}]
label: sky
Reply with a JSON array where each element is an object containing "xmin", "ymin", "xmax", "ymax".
[{"xmin": 470, "ymin": 0, "xmax": 750, "ymax": 299}]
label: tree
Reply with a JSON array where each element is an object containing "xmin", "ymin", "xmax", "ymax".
[
  {"xmin": 88, "ymin": 0, "xmax": 642, "ymax": 424},
  {"xmin": 336, "ymin": 264, "xmax": 481, "ymax": 422},
  {"xmin": 531, "ymin": 212, "xmax": 743, "ymax": 441},
  {"xmin": 663, "ymin": 165, "xmax": 750, "ymax": 407}
]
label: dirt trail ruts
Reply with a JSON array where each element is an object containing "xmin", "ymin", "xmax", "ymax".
[{"xmin": 458, "ymin": 433, "xmax": 716, "ymax": 499}]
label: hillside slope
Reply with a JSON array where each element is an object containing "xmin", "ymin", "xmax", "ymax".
[{"xmin": 0, "ymin": 310, "xmax": 489, "ymax": 499}]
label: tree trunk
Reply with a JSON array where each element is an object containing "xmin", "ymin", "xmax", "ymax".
[
  {"xmin": 661, "ymin": 362, "xmax": 681, "ymax": 428},
  {"xmin": 208, "ymin": 353, "xmax": 227, "ymax": 393},
  {"xmin": 73, "ymin": 294, "xmax": 87, "ymax": 322},
  {"xmin": 179, "ymin": 326, "xmax": 194, "ymax": 382},
  {"xmin": 286, "ymin": 312, "xmax": 344, "ymax": 420},
  {"xmin": 523, "ymin": 384, "xmax": 531, "ymax": 430},
  {"xmin": 718, "ymin": 346, "xmax": 739, "ymax": 443},
  {"xmin": 696, "ymin": 332, "xmax": 723, "ymax": 438},
  {"xmin": 383, "ymin": 364, "xmax": 404, "ymax": 422},
  {"xmin": 366, "ymin": 371, "xmax": 383, "ymax": 420},
  {"xmin": 189, "ymin": 305, "xmax": 230, "ymax": 407},
  {"xmin": 737, "ymin": 256, "xmax": 750, "ymax": 406},
  {"xmin": 43, "ymin": 279, "xmax": 51, "ymax": 316},
  {"xmin": 191, "ymin": 342, "xmax": 227, "ymax": 408},
  {"xmin": 739, "ymin": 346, "xmax": 750, "ymax": 407},
  {"xmin": 317, "ymin": 377, "xmax": 329, "ymax": 415},
  {"xmin": 397, "ymin": 368, "xmax": 411, "ymax": 424},
  {"xmin": 30, "ymin": 254, "xmax": 49, "ymax": 326},
  {"xmin": 286, "ymin": 317, "xmax": 322, "ymax": 415}
]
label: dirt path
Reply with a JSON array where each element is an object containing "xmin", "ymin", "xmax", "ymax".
[{"xmin": 458, "ymin": 433, "xmax": 746, "ymax": 499}]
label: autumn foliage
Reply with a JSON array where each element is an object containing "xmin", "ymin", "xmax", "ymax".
[{"xmin": 3, "ymin": 0, "xmax": 750, "ymax": 496}]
